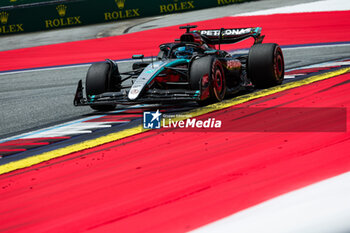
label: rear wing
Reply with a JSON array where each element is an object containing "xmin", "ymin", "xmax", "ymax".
[{"xmin": 196, "ymin": 27, "xmax": 264, "ymax": 45}]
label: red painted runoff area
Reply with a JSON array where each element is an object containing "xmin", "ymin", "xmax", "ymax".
[
  {"xmin": 1, "ymin": 73, "xmax": 349, "ymax": 232},
  {"xmin": 0, "ymin": 11, "xmax": 349, "ymax": 71}
]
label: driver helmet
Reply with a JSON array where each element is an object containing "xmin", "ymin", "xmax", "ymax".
[{"xmin": 175, "ymin": 46, "xmax": 194, "ymax": 59}]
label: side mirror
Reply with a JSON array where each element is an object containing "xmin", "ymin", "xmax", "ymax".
[{"xmin": 132, "ymin": 54, "xmax": 144, "ymax": 59}]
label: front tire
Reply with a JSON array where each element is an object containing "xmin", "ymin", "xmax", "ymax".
[
  {"xmin": 247, "ymin": 43, "xmax": 284, "ymax": 88},
  {"xmin": 86, "ymin": 62, "xmax": 116, "ymax": 111}
]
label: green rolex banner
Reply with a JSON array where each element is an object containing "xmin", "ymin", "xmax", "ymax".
[
  {"xmin": 0, "ymin": 9, "xmax": 24, "ymax": 34},
  {"xmin": 0, "ymin": 0, "xmax": 253, "ymax": 36}
]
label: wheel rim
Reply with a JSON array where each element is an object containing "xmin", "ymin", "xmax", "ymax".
[
  {"xmin": 274, "ymin": 49, "xmax": 284, "ymax": 81},
  {"xmin": 213, "ymin": 69, "xmax": 223, "ymax": 94}
]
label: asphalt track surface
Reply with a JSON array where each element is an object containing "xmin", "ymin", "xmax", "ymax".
[
  {"xmin": 1, "ymin": 44, "xmax": 350, "ymax": 139},
  {"xmin": 3, "ymin": 1, "xmax": 349, "ymax": 159},
  {"xmin": 0, "ymin": 4, "xmax": 349, "ymax": 144}
]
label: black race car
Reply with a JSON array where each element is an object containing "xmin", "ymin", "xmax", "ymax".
[{"xmin": 74, "ymin": 25, "xmax": 284, "ymax": 111}]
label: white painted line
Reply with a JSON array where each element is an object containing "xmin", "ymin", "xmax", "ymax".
[
  {"xmin": 286, "ymin": 60, "xmax": 350, "ymax": 73},
  {"xmin": 0, "ymin": 109, "xmax": 126, "ymax": 143},
  {"xmin": 0, "ymin": 104, "xmax": 145, "ymax": 143},
  {"xmin": 298, "ymin": 61, "xmax": 350, "ymax": 69},
  {"xmin": 22, "ymin": 130, "xmax": 93, "ymax": 138},
  {"xmin": 52, "ymin": 122, "xmax": 113, "ymax": 130},
  {"xmin": 282, "ymin": 43, "xmax": 350, "ymax": 51},
  {"xmin": 284, "ymin": 74, "xmax": 305, "ymax": 79},
  {"xmin": 234, "ymin": 0, "xmax": 350, "ymax": 16},
  {"xmin": 190, "ymin": 171, "xmax": 350, "ymax": 233}
]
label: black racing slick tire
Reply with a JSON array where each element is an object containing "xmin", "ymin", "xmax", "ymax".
[
  {"xmin": 86, "ymin": 62, "xmax": 116, "ymax": 111},
  {"xmin": 247, "ymin": 43, "xmax": 284, "ymax": 88},
  {"xmin": 190, "ymin": 56, "xmax": 226, "ymax": 104}
]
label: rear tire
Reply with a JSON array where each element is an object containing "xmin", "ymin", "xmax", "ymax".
[
  {"xmin": 190, "ymin": 56, "xmax": 226, "ymax": 104},
  {"xmin": 247, "ymin": 43, "xmax": 284, "ymax": 88},
  {"xmin": 86, "ymin": 62, "xmax": 116, "ymax": 111}
]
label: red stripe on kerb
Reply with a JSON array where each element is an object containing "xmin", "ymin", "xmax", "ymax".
[{"xmin": 0, "ymin": 137, "xmax": 70, "ymax": 157}]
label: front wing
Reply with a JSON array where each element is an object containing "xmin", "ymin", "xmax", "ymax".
[{"xmin": 73, "ymin": 80, "xmax": 201, "ymax": 106}]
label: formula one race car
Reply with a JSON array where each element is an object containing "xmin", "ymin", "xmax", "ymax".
[{"xmin": 74, "ymin": 25, "xmax": 284, "ymax": 111}]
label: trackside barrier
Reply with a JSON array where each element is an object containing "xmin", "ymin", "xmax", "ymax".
[{"xmin": 0, "ymin": 0, "xmax": 252, "ymax": 36}]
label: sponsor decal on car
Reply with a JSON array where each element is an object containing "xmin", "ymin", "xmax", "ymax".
[
  {"xmin": 129, "ymin": 89, "xmax": 140, "ymax": 95},
  {"xmin": 200, "ymin": 28, "xmax": 252, "ymax": 37}
]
